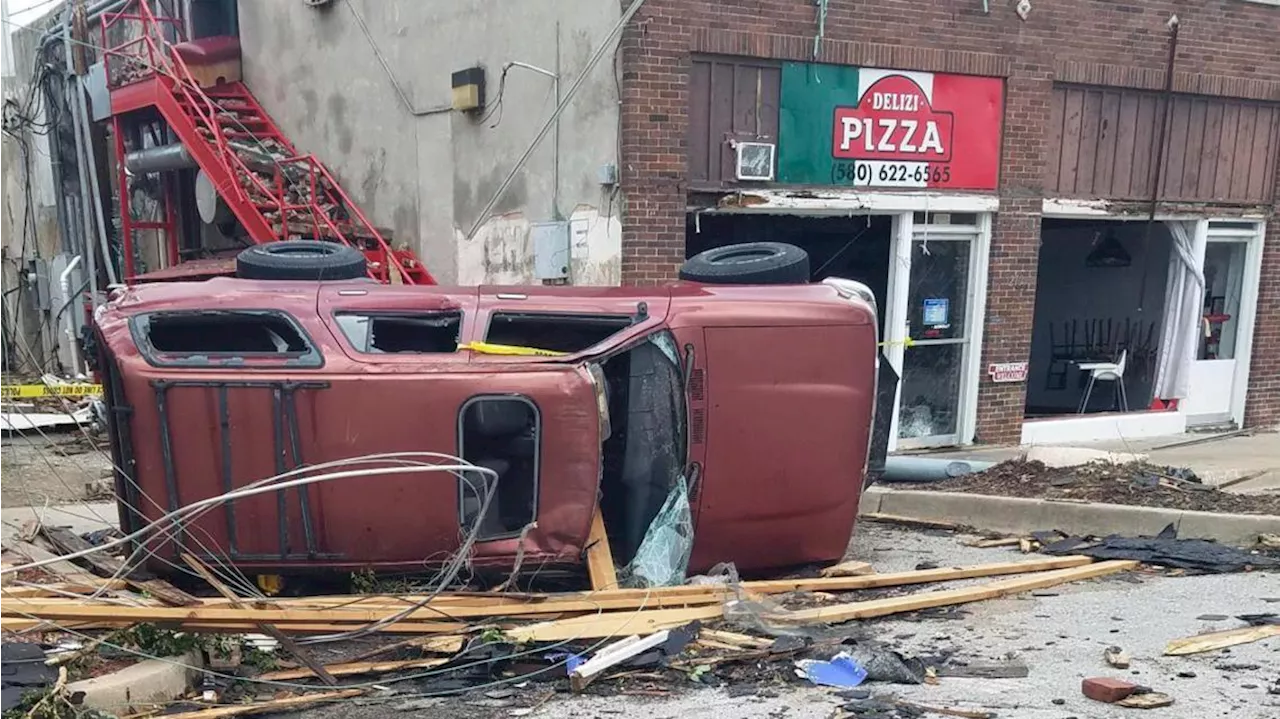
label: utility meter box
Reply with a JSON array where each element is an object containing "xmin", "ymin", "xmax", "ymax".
[{"xmin": 532, "ymin": 221, "xmax": 570, "ymax": 281}]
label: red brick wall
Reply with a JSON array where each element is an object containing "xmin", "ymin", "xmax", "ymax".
[{"xmin": 619, "ymin": 0, "xmax": 1280, "ymax": 441}]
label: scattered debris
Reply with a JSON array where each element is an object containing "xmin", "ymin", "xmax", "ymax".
[
  {"xmin": 963, "ymin": 537, "xmax": 1022, "ymax": 549},
  {"xmin": 794, "ymin": 651, "xmax": 868, "ymax": 688},
  {"xmin": 569, "ymin": 629, "xmax": 684, "ymax": 690},
  {"xmin": 1082, "ymin": 676, "xmax": 1138, "ymax": 703},
  {"xmin": 1039, "ymin": 524, "xmax": 1279, "ymax": 573},
  {"xmin": 820, "ymin": 560, "xmax": 875, "ymax": 577},
  {"xmin": 936, "ymin": 657, "xmax": 1029, "ymax": 679},
  {"xmin": 1116, "ymin": 692, "xmax": 1175, "ymax": 709},
  {"xmin": 1164, "ymin": 624, "xmax": 1280, "ymax": 656},
  {"xmin": 928, "ymin": 458, "xmax": 1280, "ymax": 515},
  {"xmin": 1, "ymin": 642, "xmax": 58, "ymax": 711},
  {"xmin": 1103, "ymin": 646, "xmax": 1131, "ymax": 669},
  {"xmin": 861, "ymin": 513, "xmax": 964, "ymax": 531}
]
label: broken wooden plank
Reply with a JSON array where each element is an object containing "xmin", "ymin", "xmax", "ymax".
[
  {"xmin": 571, "ymin": 630, "xmax": 670, "ymax": 691},
  {"xmin": 585, "ymin": 509, "xmax": 618, "ymax": 591},
  {"xmin": 4, "ymin": 540, "xmax": 100, "ymax": 583},
  {"xmin": 697, "ymin": 629, "xmax": 772, "ymax": 649},
  {"xmin": 157, "ymin": 689, "xmax": 364, "ymax": 719},
  {"xmin": 195, "ymin": 556, "xmax": 1097, "ymax": 610},
  {"xmin": 0, "ymin": 618, "xmax": 472, "ymax": 635},
  {"xmin": 1163, "ymin": 625, "xmax": 1280, "ymax": 656},
  {"xmin": 342, "ymin": 634, "xmax": 467, "ymax": 664},
  {"xmin": 182, "ymin": 553, "xmax": 337, "ymax": 687},
  {"xmin": 819, "ymin": 560, "xmax": 875, "ymax": 578},
  {"xmin": 1, "ymin": 580, "xmax": 129, "ymax": 598},
  {"xmin": 506, "ymin": 605, "xmax": 723, "ymax": 642},
  {"xmin": 257, "ymin": 657, "xmax": 448, "ymax": 682},
  {"xmin": 39, "ymin": 527, "xmax": 128, "ymax": 578},
  {"xmin": 964, "ymin": 537, "xmax": 1022, "ymax": 549},
  {"xmin": 721, "ymin": 555, "xmax": 1094, "ymax": 596},
  {"xmin": 860, "ymin": 512, "xmax": 962, "ymax": 530},
  {"xmin": 36, "ymin": 527, "xmax": 192, "ymax": 604},
  {"xmin": 778, "ymin": 561, "xmax": 1138, "ymax": 624},
  {"xmin": 0, "ymin": 603, "xmax": 471, "ymax": 632},
  {"xmin": 129, "ymin": 579, "xmax": 201, "ymax": 607}
]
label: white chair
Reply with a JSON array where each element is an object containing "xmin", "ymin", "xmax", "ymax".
[{"xmin": 1077, "ymin": 349, "xmax": 1128, "ymax": 413}]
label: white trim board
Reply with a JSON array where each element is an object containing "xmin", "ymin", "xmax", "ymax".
[
  {"xmin": 703, "ymin": 190, "xmax": 999, "ymax": 215},
  {"xmin": 1041, "ymin": 198, "xmax": 1267, "ymax": 220}
]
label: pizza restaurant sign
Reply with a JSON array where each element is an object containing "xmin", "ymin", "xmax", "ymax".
[{"xmin": 778, "ymin": 64, "xmax": 1004, "ymax": 190}]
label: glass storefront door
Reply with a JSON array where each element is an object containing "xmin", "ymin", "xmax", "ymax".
[{"xmin": 889, "ymin": 213, "xmax": 987, "ymax": 449}]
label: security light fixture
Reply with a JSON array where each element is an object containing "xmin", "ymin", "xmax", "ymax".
[{"xmin": 451, "ymin": 67, "xmax": 486, "ymax": 113}]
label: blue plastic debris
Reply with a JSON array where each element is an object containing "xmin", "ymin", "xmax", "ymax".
[
  {"xmin": 544, "ymin": 651, "xmax": 584, "ymax": 674},
  {"xmin": 793, "ymin": 651, "xmax": 869, "ymax": 688}
]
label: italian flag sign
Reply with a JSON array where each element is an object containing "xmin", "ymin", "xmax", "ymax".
[{"xmin": 777, "ymin": 64, "xmax": 1004, "ymax": 190}]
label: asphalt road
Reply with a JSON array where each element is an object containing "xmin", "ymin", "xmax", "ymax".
[{"xmin": 281, "ymin": 522, "xmax": 1280, "ymax": 719}]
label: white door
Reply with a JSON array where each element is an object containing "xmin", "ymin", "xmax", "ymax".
[
  {"xmin": 892, "ymin": 213, "xmax": 990, "ymax": 449},
  {"xmin": 1182, "ymin": 220, "xmax": 1264, "ymax": 428}
]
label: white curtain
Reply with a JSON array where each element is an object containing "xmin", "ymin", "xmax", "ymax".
[{"xmin": 1152, "ymin": 220, "xmax": 1205, "ymax": 400}]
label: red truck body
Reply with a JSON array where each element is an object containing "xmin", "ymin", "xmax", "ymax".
[{"xmin": 94, "ymin": 276, "xmax": 878, "ymax": 577}]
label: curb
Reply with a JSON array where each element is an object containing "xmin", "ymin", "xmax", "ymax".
[
  {"xmin": 859, "ymin": 487, "xmax": 1280, "ymax": 546},
  {"xmin": 67, "ymin": 650, "xmax": 203, "ymax": 714}
]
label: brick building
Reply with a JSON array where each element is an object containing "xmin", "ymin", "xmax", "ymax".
[{"xmin": 617, "ymin": 0, "xmax": 1280, "ymax": 448}]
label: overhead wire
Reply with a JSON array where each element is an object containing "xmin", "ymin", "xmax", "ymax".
[
  {"xmin": 3, "ymin": 342, "xmax": 265, "ymax": 598},
  {"xmin": 0, "ymin": 7, "xmax": 681, "ymax": 705}
]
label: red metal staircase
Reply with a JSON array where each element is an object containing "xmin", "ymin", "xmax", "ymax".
[{"xmin": 101, "ymin": 2, "xmax": 435, "ymax": 284}]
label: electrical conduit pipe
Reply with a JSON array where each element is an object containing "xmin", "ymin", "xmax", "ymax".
[{"xmin": 58, "ymin": 255, "xmax": 84, "ymax": 377}]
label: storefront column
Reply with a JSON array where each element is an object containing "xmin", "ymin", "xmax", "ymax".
[
  {"xmin": 974, "ymin": 71, "xmax": 1053, "ymax": 445},
  {"xmin": 1243, "ymin": 215, "xmax": 1280, "ymax": 428}
]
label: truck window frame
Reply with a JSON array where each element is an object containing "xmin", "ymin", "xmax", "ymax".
[
  {"xmin": 456, "ymin": 394, "xmax": 542, "ymax": 541},
  {"xmin": 333, "ymin": 310, "xmax": 463, "ymax": 354},
  {"xmin": 483, "ymin": 311, "xmax": 635, "ymax": 354},
  {"xmin": 128, "ymin": 309, "xmax": 323, "ymax": 368}
]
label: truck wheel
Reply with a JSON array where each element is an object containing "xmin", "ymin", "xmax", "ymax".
[
  {"xmin": 679, "ymin": 242, "xmax": 810, "ymax": 284},
  {"xmin": 235, "ymin": 240, "xmax": 368, "ymax": 281}
]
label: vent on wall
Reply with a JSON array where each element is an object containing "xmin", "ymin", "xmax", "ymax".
[
  {"xmin": 735, "ymin": 142, "xmax": 776, "ymax": 181},
  {"xmin": 690, "ymin": 408, "xmax": 706, "ymax": 445}
]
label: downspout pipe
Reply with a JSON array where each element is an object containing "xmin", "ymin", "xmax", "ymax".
[
  {"xmin": 877, "ymin": 456, "xmax": 997, "ymax": 484},
  {"xmin": 64, "ymin": 14, "xmax": 97, "ymax": 286},
  {"xmin": 58, "ymin": 255, "xmax": 83, "ymax": 376}
]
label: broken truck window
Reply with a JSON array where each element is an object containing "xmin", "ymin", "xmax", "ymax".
[
  {"xmin": 458, "ymin": 396, "xmax": 539, "ymax": 540},
  {"xmin": 485, "ymin": 312, "xmax": 632, "ymax": 354},
  {"xmin": 335, "ymin": 312, "xmax": 461, "ymax": 353},
  {"xmin": 142, "ymin": 312, "xmax": 311, "ymax": 355},
  {"xmin": 598, "ymin": 331, "xmax": 687, "ymax": 565}
]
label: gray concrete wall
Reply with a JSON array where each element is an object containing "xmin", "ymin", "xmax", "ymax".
[
  {"xmin": 2, "ymin": 19, "xmax": 64, "ymax": 374},
  {"xmin": 238, "ymin": 0, "xmax": 622, "ymax": 285}
]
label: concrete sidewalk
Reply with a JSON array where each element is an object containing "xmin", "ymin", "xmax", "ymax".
[{"xmin": 922, "ymin": 428, "xmax": 1280, "ymax": 494}]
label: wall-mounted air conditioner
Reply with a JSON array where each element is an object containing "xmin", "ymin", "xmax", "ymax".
[{"xmin": 734, "ymin": 141, "xmax": 775, "ymax": 181}]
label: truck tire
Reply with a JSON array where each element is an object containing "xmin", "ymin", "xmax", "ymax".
[
  {"xmin": 235, "ymin": 240, "xmax": 368, "ymax": 281},
  {"xmin": 678, "ymin": 242, "xmax": 810, "ymax": 284}
]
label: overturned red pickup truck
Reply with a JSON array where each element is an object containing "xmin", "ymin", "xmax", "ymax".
[{"xmin": 93, "ymin": 241, "xmax": 891, "ymax": 578}]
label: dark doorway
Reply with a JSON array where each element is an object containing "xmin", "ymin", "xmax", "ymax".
[
  {"xmin": 685, "ymin": 213, "xmax": 893, "ymax": 328},
  {"xmin": 1026, "ymin": 219, "xmax": 1172, "ymax": 417}
]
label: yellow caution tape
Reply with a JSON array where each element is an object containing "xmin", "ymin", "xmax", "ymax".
[
  {"xmin": 876, "ymin": 337, "xmax": 917, "ymax": 348},
  {"xmin": 0, "ymin": 384, "xmax": 103, "ymax": 399},
  {"xmin": 457, "ymin": 341, "xmax": 568, "ymax": 357}
]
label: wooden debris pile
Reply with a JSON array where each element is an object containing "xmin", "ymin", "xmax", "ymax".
[{"xmin": 1, "ymin": 539, "xmax": 1154, "ymax": 718}]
